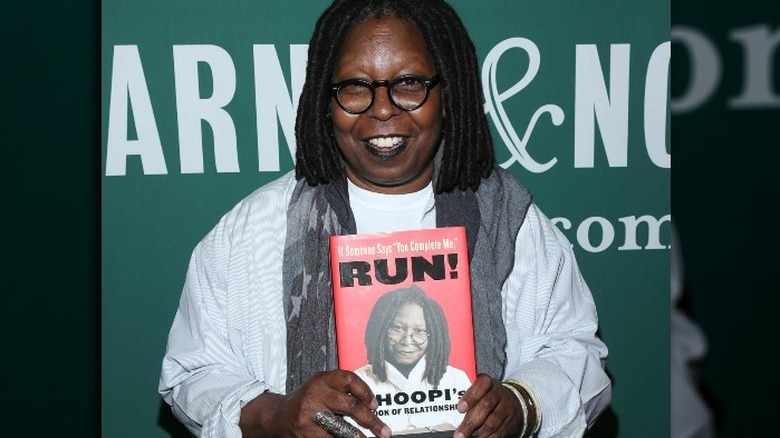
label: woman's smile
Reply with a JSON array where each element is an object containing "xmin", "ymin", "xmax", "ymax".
[{"xmin": 364, "ymin": 135, "xmax": 408, "ymax": 158}]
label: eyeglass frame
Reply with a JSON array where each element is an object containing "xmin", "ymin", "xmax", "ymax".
[
  {"xmin": 387, "ymin": 324, "xmax": 429, "ymax": 345},
  {"xmin": 329, "ymin": 74, "xmax": 441, "ymax": 115}
]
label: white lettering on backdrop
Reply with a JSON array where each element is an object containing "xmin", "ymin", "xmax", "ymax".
[
  {"xmin": 107, "ymin": 23, "xmax": 780, "ymax": 175},
  {"xmin": 482, "ymin": 37, "xmax": 564, "ymax": 173},
  {"xmin": 254, "ymin": 44, "xmax": 308, "ymax": 172},
  {"xmin": 672, "ymin": 24, "xmax": 780, "ymax": 113},
  {"xmin": 574, "ymin": 44, "xmax": 631, "ymax": 168},
  {"xmin": 173, "ymin": 45, "xmax": 239, "ymax": 174},
  {"xmin": 552, "ymin": 213, "xmax": 671, "ymax": 253},
  {"xmin": 105, "ymin": 38, "xmax": 671, "ymax": 176},
  {"xmin": 105, "ymin": 45, "xmax": 167, "ymax": 176}
]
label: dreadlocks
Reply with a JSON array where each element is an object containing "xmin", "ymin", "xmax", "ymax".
[
  {"xmin": 363, "ymin": 285, "xmax": 451, "ymax": 388},
  {"xmin": 295, "ymin": 0, "xmax": 494, "ymax": 193}
]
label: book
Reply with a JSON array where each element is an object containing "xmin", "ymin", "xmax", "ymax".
[{"xmin": 329, "ymin": 226, "xmax": 476, "ymax": 437}]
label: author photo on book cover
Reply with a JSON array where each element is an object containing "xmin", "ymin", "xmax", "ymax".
[
  {"xmin": 159, "ymin": 0, "xmax": 612, "ymax": 437},
  {"xmin": 353, "ymin": 285, "xmax": 471, "ymax": 433}
]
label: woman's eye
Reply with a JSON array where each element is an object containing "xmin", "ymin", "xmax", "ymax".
[
  {"xmin": 395, "ymin": 79, "xmax": 423, "ymax": 92},
  {"xmin": 341, "ymin": 84, "xmax": 370, "ymax": 96}
]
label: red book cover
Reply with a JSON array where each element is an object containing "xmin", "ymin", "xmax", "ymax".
[{"xmin": 330, "ymin": 226, "xmax": 476, "ymax": 436}]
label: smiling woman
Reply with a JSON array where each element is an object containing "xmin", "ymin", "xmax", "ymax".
[
  {"xmin": 362, "ymin": 286, "xmax": 449, "ymax": 382},
  {"xmin": 158, "ymin": 1, "xmax": 612, "ymax": 438},
  {"xmin": 352, "ymin": 285, "xmax": 472, "ymax": 433}
]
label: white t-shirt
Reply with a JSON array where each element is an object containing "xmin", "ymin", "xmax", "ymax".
[{"xmin": 348, "ymin": 179, "xmax": 434, "ymax": 233}]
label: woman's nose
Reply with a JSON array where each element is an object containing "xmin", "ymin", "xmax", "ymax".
[{"xmin": 368, "ymin": 87, "xmax": 401, "ymax": 120}]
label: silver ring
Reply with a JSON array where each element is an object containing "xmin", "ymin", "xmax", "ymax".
[{"xmin": 313, "ymin": 411, "xmax": 361, "ymax": 438}]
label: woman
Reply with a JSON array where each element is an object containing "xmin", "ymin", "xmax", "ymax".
[
  {"xmin": 353, "ymin": 286, "xmax": 472, "ymax": 433},
  {"xmin": 159, "ymin": 1, "xmax": 611, "ymax": 437}
]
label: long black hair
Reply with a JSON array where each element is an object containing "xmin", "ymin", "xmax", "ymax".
[
  {"xmin": 363, "ymin": 285, "xmax": 450, "ymax": 387},
  {"xmin": 295, "ymin": 0, "xmax": 494, "ymax": 193}
]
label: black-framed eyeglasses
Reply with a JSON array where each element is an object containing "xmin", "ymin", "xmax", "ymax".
[
  {"xmin": 387, "ymin": 324, "xmax": 429, "ymax": 345},
  {"xmin": 329, "ymin": 74, "xmax": 441, "ymax": 114}
]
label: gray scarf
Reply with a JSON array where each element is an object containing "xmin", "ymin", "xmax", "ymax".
[{"xmin": 282, "ymin": 167, "xmax": 531, "ymax": 392}]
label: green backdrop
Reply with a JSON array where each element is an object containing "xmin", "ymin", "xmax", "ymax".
[{"xmin": 102, "ymin": 1, "xmax": 669, "ymax": 437}]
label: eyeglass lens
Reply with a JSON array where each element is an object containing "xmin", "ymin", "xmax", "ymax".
[{"xmin": 388, "ymin": 325, "xmax": 428, "ymax": 344}]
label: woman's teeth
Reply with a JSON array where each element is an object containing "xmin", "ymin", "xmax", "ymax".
[{"xmin": 368, "ymin": 136, "xmax": 404, "ymax": 148}]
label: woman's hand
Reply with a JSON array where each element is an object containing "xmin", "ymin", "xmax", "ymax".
[
  {"xmin": 453, "ymin": 374, "xmax": 524, "ymax": 438},
  {"xmin": 239, "ymin": 370, "xmax": 391, "ymax": 438}
]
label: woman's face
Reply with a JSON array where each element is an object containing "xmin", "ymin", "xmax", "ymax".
[
  {"xmin": 330, "ymin": 15, "xmax": 444, "ymax": 194},
  {"xmin": 386, "ymin": 302, "xmax": 428, "ymax": 366}
]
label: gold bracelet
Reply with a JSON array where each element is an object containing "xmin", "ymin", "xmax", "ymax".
[
  {"xmin": 504, "ymin": 379, "xmax": 541, "ymax": 436},
  {"xmin": 501, "ymin": 382, "xmax": 528, "ymax": 438}
]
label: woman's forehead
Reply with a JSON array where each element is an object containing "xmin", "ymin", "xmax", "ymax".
[
  {"xmin": 334, "ymin": 16, "xmax": 434, "ymax": 74},
  {"xmin": 393, "ymin": 302, "xmax": 425, "ymax": 318}
]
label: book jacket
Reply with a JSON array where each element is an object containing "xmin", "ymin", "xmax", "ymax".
[{"xmin": 330, "ymin": 226, "xmax": 476, "ymax": 436}]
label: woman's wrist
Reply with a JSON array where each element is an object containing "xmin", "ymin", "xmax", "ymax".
[
  {"xmin": 239, "ymin": 391, "xmax": 283, "ymax": 438},
  {"xmin": 501, "ymin": 381, "xmax": 528, "ymax": 437},
  {"xmin": 501, "ymin": 379, "xmax": 541, "ymax": 437}
]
